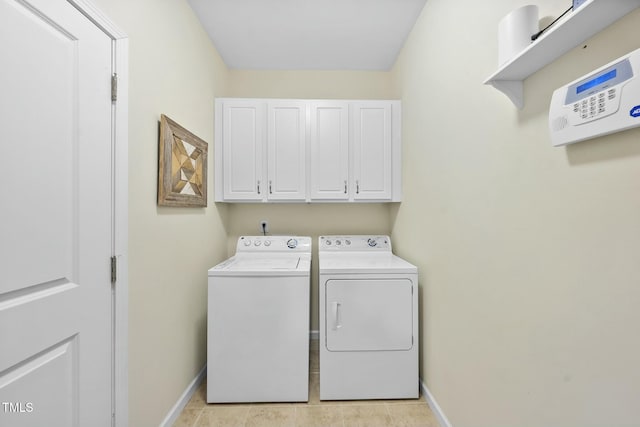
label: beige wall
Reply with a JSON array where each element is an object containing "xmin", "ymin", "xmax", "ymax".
[
  {"xmin": 228, "ymin": 69, "xmax": 394, "ymax": 99},
  {"xmin": 89, "ymin": 1, "xmax": 230, "ymax": 426},
  {"xmin": 225, "ymin": 70, "xmax": 396, "ymax": 331},
  {"xmin": 391, "ymin": 1, "xmax": 640, "ymax": 426}
]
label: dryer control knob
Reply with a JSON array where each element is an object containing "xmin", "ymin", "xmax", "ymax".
[
  {"xmin": 287, "ymin": 238, "xmax": 298, "ymax": 249},
  {"xmin": 244, "ymin": 239, "xmax": 251, "ymax": 246},
  {"xmin": 254, "ymin": 240, "xmax": 262, "ymax": 246},
  {"xmin": 367, "ymin": 238, "xmax": 378, "ymax": 247},
  {"xmin": 264, "ymin": 240, "xmax": 271, "ymax": 246}
]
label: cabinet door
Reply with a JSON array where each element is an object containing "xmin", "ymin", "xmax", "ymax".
[
  {"xmin": 222, "ymin": 101, "xmax": 265, "ymax": 201},
  {"xmin": 309, "ymin": 102, "xmax": 349, "ymax": 200},
  {"xmin": 267, "ymin": 101, "xmax": 306, "ymax": 201},
  {"xmin": 351, "ymin": 102, "xmax": 392, "ymax": 200}
]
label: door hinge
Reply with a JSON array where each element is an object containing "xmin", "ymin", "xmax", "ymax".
[
  {"xmin": 111, "ymin": 73, "xmax": 118, "ymax": 102},
  {"xmin": 111, "ymin": 256, "xmax": 117, "ymax": 284}
]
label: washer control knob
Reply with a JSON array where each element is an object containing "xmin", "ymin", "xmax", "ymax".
[
  {"xmin": 367, "ymin": 238, "xmax": 378, "ymax": 247},
  {"xmin": 287, "ymin": 238, "xmax": 298, "ymax": 249},
  {"xmin": 244, "ymin": 239, "xmax": 251, "ymax": 246},
  {"xmin": 325, "ymin": 240, "xmax": 332, "ymax": 246},
  {"xmin": 264, "ymin": 240, "xmax": 271, "ymax": 246},
  {"xmin": 336, "ymin": 239, "xmax": 342, "ymax": 246},
  {"xmin": 254, "ymin": 240, "xmax": 262, "ymax": 246},
  {"xmin": 345, "ymin": 239, "xmax": 351, "ymax": 245}
]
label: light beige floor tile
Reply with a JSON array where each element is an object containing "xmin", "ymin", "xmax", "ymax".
[
  {"xmin": 308, "ymin": 373, "xmax": 321, "ymax": 405},
  {"xmin": 195, "ymin": 406, "xmax": 248, "ymax": 427},
  {"xmin": 379, "ymin": 394, "xmax": 427, "ymax": 406},
  {"xmin": 342, "ymin": 405, "xmax": 394, "ymax": 427},
  {"xmin": 387, "ymin": 404, "xmax": 439, "ymax": 427},
  {"xmin": 245, "ymin": 406, "xmax": 296, "ymax": 427},
  {"xmin": 185, "ymin": 393, "xmax": 208, "ymax": 411},
  {"xmin": 191, "ymin": 382, "xmax": 207, "ymax": 402},
  {"xmin": 173, "ymin": 407, "xmax": 203, "ymax": 427},
  {"xmin": 295, "ymin": 405, "xmax": 343, "ymax": 427},
  {"xmin": 309, "ymin": 349, "xmax": 319, "ymax": 374},
  {"xmin": 316, "ymin": 396, "xmax": 410, "ymax": 407}
]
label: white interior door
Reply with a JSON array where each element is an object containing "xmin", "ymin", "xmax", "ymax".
[
  {"xmin": 325, "ymin": 279, "xmax": 414, "ymax": 351},
  {"xmin": 0, "ymin": 0, "xmax": 114, "ymax": 426}
]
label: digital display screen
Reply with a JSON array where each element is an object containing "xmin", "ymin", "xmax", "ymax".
[{"xmin": 577, "ymin": 69, "xmax": 617, "ymax": 94}]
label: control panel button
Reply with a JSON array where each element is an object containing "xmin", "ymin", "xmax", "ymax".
[
  {"xmin": 287, "ymin": 238, "xmax": 298, "ymax": 249},
  {"xmin": 345, "ymin": 239, "xmax": 351, "ymax": 245},
  {"xmin": 264, "ymin": 240, "xmax": 271, "ymax": 246},
  {"xmin": 367, "ymin": 238, "xmax": 378, "ymax": 247},
  {"xmin": 254, "ymin": 240, "xmax": 261, "ymax": 246},
  {"xmin": 244, "ymin": 239, "xmax": 251, "ymax": 246},
  {"xmin": 336, "ymin": 240, "xmax": 342, "ymax": 246}
]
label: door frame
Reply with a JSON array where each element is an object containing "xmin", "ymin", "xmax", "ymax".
[{"xmin": 67, "ymin": 1, "xmax": 129, "ymax": 425}]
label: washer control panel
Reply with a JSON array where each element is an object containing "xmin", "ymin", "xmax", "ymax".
[
  {"xmin": 237, "ymin": 236, "xmax": 311, "ymax": 252},
  {"xmin": 319, "ymin": 235, "xmax": 391, "ymax": 252}
]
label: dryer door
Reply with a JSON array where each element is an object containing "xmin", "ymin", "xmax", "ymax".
[{"xmin": 325, "ymin": 279, "xmax": 414, "ymax": 351}]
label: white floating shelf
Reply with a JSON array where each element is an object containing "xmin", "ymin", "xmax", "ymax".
[{"xmin": 484, "ymin": 0, "xmax": 640, "ymax": 109}]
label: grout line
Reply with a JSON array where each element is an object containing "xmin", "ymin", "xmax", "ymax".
[{"xmin": 190, "ymin": 407, "xmax": 204, "ymax": 427}]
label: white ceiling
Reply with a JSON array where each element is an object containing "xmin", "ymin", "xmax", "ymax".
[{"xmin": 187, "ymin": 0, "xmax": 427, "ymax": 71}]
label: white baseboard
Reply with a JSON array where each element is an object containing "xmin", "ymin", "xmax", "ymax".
[
  {"xmin": 159, "ymin": 364, "xmax": 207, "ymax": 427},
  {"xmin": 420, "ymin": 379, "xmax": 453, "ymax": 427}
]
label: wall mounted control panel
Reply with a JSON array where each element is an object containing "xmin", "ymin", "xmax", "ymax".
[{"xmin": 549, "ymin": 47, "xmax": 640, "ymax": 146}]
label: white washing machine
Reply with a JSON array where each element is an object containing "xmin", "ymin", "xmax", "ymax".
[
  {"xmin": 318, "ymin": 235, "xmax": 418, "ymax": 400},
  {"xmin": 207, "ymin": 235, "xmax": 311, "ymax": 403}
]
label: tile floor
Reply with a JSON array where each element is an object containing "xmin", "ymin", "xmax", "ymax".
[{"xmin": 173, "ymin": 340, "xmax": 439, "ymax": 427}]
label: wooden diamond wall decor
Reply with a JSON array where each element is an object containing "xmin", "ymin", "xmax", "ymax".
[{"xmin": 158, "ymin": 114, "xmax": 208, "ymax": 207}]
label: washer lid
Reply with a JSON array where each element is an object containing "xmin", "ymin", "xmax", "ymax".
[
  {"xmin": 209, "ymin": 253, "xmax": 311, "ymax": 277},
  {"xmin": 319, "ymin": 253, "xmax": 417, "ymax": 275}
]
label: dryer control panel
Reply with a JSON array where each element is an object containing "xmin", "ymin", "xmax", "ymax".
[{"xmin": 319, "ymin": 235, "xmax": 391, "ymax": 252}]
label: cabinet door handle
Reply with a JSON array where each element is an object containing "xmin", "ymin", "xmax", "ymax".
[
  {"xmin": 269, "ymin": 180, "xmax": 272, "ymax": 194},
  {"xmin": 344, "ymin": 180, "xmax": 347, "ymax": 194},
  {"xmin": 356, "ymin": 180, "xmax": 360, "ymax": 194},
  {"xmin": 257, "ymin": 180, "xmax": 261, "ymax": 194}
]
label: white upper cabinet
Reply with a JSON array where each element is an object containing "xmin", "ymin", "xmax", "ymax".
[
  {"xmin": 351, "ymin": 102, "xmax": 393, "ymax": 201},
  {"xmin": 267, "ymin": 101, "xmax": 307, "ymax": 201},
  {"xmin": 215, "ymin": 98, "xmax": 401, "ymax": 203},
  {"xmin": 220, "ymin": 100, "xmax": 264, "ymax": 201},
  {"xmin": 309, "ymin": 101, "xmax": 349, "ymax": 201},
  {"xmin": 215, "ymin": 99, "xmax": 306, "ymax": 202}
]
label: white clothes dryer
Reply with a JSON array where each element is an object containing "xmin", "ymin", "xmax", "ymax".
[
  {"xmin": 318, "ymin": 235, "xmax": 418, "ymax": 400},
  {"xmin": 207, "ymin": 236, "xmax": 311, "ymax": 403}
]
